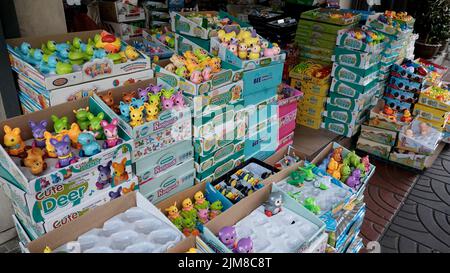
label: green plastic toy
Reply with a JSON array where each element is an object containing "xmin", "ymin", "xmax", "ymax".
[
  {"xmin": 87, "ymin": 112, "xmax": 105, "ymax": 140},
  {"xmin": 74, "ymin": 107, "xmax": 91, "ymax": 131},
  {"xmin": 299, "ymin": 164, "xmax": 316, "ymax": 181},
  {"xmin": 341, "ymin": 164, "xmax": 352, "ymax": 182},
  {"xmin": 56, "ymin": 62, "xmax": 73, "ymax": 75},
  {"xmin": 288, "ymin": 171, "xmax": 306, "ymax": 187},
  {"xmin": 69, "ymin": 51, "xmax": 85, "ymax": 65},
  {"xmin": 304, "ymin": 197, "xmax": 321, "ymax": 215},
  {"xmin": 161, "ymin": 88, "xmax": 175, "ymax": 99},
  {"xmin": 51, "ymin": 115, "xmax": 69, "ymax": 133}
]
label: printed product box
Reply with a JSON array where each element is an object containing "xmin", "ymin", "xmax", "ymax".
[
  {"xmin": 0, "ymin": 98, "xmax": 133, "ymax": 196},
  {"xmin": 301, "ymin": 82, "xmax": 330, "ymax": 97},
  {"xmin": 244, "ymin": 85, "xmax": 278, "ymax": 107},
  {"xmin": 418, "ymin": 90, "xmax": 450, "ymax": 112},
  {"xmin": 360, "ymin": 124, "xmax": 397, "ymax": 146},
  {"xmin": 17, "ymin": 69, "xmax": 153, "ymax": 109},
  {"xmin": 245, "ymin": 122, "xmax": 279, "ymax": 160},
  {"xmin": 195, "ymin": 153, "xmax": 245, "ymax": 185},
  {"xmin": 388, "ymin": 76, "xmax": 421, "ymax": 93},
  {"xmin": 297, "ymin": 19, "xmax": 355, "ymax": 35},
  {"xmin": 99, "ymin": 1, "xmax": 145, "ymax": 23},
  {"xmin": 289, "ymin": 62, "xmax": 331, "ymax": 87},
  {"xmin": 103, "ymin": 21, "xmax": 145, "ymax": 40},
  {"xmin": 302, "ymin": 93, "xmax": 328, "ymax": 108},
  {"xmin": 327, "ymin": 88, "xmax": 377, "ymax": 112},
  {"xmin": 383, "ymin": 96, "xmax": 414, "ymax": 113},
  {"xmin": 368, "ymin": 100, "xmax": 409, "ymax": 132},
  {"xmin": 246, "ymin": 96, "xmax": 278, "ymax": 129},
  {"xmin": 295, "ymin": 27, "xmax": 338, "ymax": 42},
  {"xmin": 277, "ymin": 84, "xmax": 303, "ymax": 117},
  {"xmin": 242, "ymin": 63, "xmax": 284, "ymax": 98},
  {"xmin": 389, "ymin": 150, "xmax": 430, "ymax": 170},
  {"xmin": 277, "ymin": 131, "xmax": 295, "ymax": 151},
  {"xmin": 297, "ymin": 37, "xmax": 336, "ymax": 50},
  {"xmin": 195, "ymin": 140, "xmax": 245, "ymax": 175},
  {"xmin": 279, "ymin": 110, "xmax": 297, "ymax": 139},
  {"xmin": 300, "ymin": 8, "xmax": 361, "ymax": 25},
  {"xmin": 297, "ymin": 114, "xmax": 322, "ymax": 129},
  {"xmin": 323, "ymin": 105, "xmax": 370, "ymax": 126},
  {"xmin": 299, "ymin": 53, "xmax": 333, "ymax": 65},
  {"xmin": 12, "ymin": 214, "xmax": 33, "ymax": 245},
  {"xmin": 384, "ymin": 86, "xmax": 417, "ymax": 105},
  {"xmin": 322, "ymin": 117, "xmax": 361, "ymax": 137},
  {"xmin": 331, "ymin": 63, "xmax": 379, "ymax": 85},
  {"xmin": 330, "ymin": 78, "xmax": 379, "ymax": 99},
  {"xmin": 333, "ymin": 47, "xmax": 381, "ymax": 69},
  {"xmin": 336, "ymin": 29, "xmax": 385, "ymax": 53},
  {"xmin": 298, "ymin": 102, "xmax": 324, "ymax": 119},
  {"xmin": 397, "ymin": 119, "xmax": 442, "ymax": 155},
  {"xmin": 417, "ymin": 117, "xmax": 447, "ymax": 132},
  {"xmin": 356, "ymin": 137, "xmax": 391, "ymax": 159},
  {"xmin": 138, "ymin": 159, "xmax": 195, "ymax": 204},
  {"xmin": 413, "ymin": 103, "xmax": 449, "ymax": 125},
  {"xmin": 366, "ymin": 14, "xmax": 413, "ymax": 38},
  {"xmin": 174, "ymin": 33, "xmax": 211, "ymax": 55},
  {"xmin": 168, "ymin": 235, "xmax": 214, "ymax": 253},
  {"xmin": 7, "ymin": 30, "xmax": 151, "ymax": 91}
]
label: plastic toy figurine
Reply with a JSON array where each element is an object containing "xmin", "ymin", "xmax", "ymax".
[
  {"xmin": 161, "ymin": 96, "xmax": 175, "ymax": 110},
  {"xmin": 182, "ymin": 217, "xmax": 200, "ymax": 237},
  {"xmin": 180, "ymin": 198, "xmax": 197, "ymax": 220},
  {"xmin": 341, "ymin": 164, "xmax": 352, "ymax": 182},
  {"xmin": 202, "ymin": 66, "xmax": 212, "ymax": 81},
  {"xmin": 67, "ymin": 123, "xmax": 82, "ymax": 149},
  {"xmin": 50, "ymin": 135, "xmax": 78, "ymax": 168},
  {"xmin": 109, "ymin": 186, "xmax": 122, "ymax": 200},
  {"xmin": 234, "ymin": 238, "xmax": 253, "ymax": 253},
  {"xmin": 362, "ymin": 155, "xmax": 371, "ymax": 173},
  {"xmin": 143, "ymin": 103, "xmax": 159, "ymax": 122},
  {"xmin": 55, "ymin": 62, "xmax": 73, "ymax": 75},
  {"xmin": 130, "ymin": 97, "xmax": 146, "ymax": 109},
  {"xmin": 51, "ymin": 115, "xmax": 69, "ymax": 133},
  {"xmin": 164, "ymin": 63, "xmax": 176, "ymax": 73},
  {"xmin": 172, "ymin": 91, "xmax": 185, "ymax": 108},
  {"xmin": 124, "ymin": 45, "xmax": 139, "ymax": 60},
  {"xmin": 401, "ymin": 109, "xmax": 413, "ymax": 123},
  {"xmin": 99, "ymin": 91, "xmax": 118, "ymax": 112},
  {"xmin": 122, "ymin": 91, "xmax": 136, "ymax": 104},
  {"xmin": 87, "ymin": 112, "xmax": 105, "ymax": 140},
  {"xmin": 209, "ymin": 57, "xmax": 221, "ymax": 73},
  {"xmin": 73, "ymin": 107, "xmax": 91, "ymax": 131},
  {"xmin": 228, "ymin": 42, "xmax": 238, "ymax": 55},
  {"xmin": 23, "ymin": 148, "xmax": 47, "ymax": 175},
  {"xmin": 209, "ymin": 200, "xmax": 223, "ymax": 219},
  {"xmin": 160, "ymin": 88, "xmax": 175, "ymax": 99},
  {"xmin": 264, "ymin": 191, "xmax": 283, "ymax": 217},
  {"xmin": 165, "ymin": 202, "xmax": 181, "ymax": 221},
  {"xmin": 197, "ymin": 208, "xmax": 209, "ymax": 224},
  {"xmin": 129, "ymin": 106, "xmax": 145, "ymax": 127},
  {"xmin": 299, "ymin": 164, "xmax": 316, "ymax": 181},
  {"xmin": 137, "ymin": 88, "xmax": 150, "ymax": 102},
  {"xmin": 44, "ymin": 132, "xmax": 57, "ymax": 158},
  {"xmin": 97, "ymin": 161, "xmax": 112, "ymax": 190},
  {"xmin": 78, "ymin": 132, "xmax": 101, "ymax": 157},
  {"xmin": 346, "ymin": 169, "xmax": 361, "ymax": 189},
  {"xmin": 3, "ymin": 125, "xmax": 26, "ymax": 157},
  {"xmin": 238, "ymin": 43, "xmax": 248, "ymax": 60},
  {"xmin": 382, "ymin": 105, "xmax": 397, "ymax": 121},
  {"xmin": 248, "ymin": 44, "xmax": 261, "ymax": 60},
  {"xmin": 419, "ymin": 122, "xmax": 430, "ymax": 136},
  {"xmin": 95, "ymin": 31, "xmax": 121, "ymax": 53},
  {"xmin": 119, "ymin": 102, "xmax": 131, "ymax": 122},
  {"xmin": 304, "ymin": 197, "xmax": 321, "ymax": 215},
  {"xmin": 175, "ymin": 66, "xmax": 188, "ymax": 78},
  {"xmin": 327, "ymin": 158, "xmax": 340, "ymax": 177},
  {"xmin": 150, "ymin": 84, "xmax": 163, "ymax": 94},
  {"xmin": 170, "ymin": 54, "xmax": 186, "ymax": 68},
  {"xmin": 332, "ymin": 147, "xmax": 343, "ymax": 163},
  {"xmin": 288, "ymin": 171, "xmax": 306, "ymax": 187},
  {"xmin": 112, "ymin": 157, "xmax": 128, "ymax": 185},
  {"xmin": 218, "ymin": 226, "xmax": 237, "ymax": 249},
  {"xmin": 190, "ymin": 70, "xmax": 203, "ymax": 84},
  {"xmin": 194, "ymin": 191, "xmax": 210, "ymax": 210},
  {"xmin": 148, "ymin": 93, "xmax": 161, "ymax": 108},
  {"xmin": 101, "ymin": 118, "xmax": 122, "ymax": 149},
  {"xmin": 29, "ymin": 120, "xmax": 48, "ymax": 149}
]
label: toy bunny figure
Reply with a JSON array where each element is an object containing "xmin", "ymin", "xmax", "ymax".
[
  {"xmin": 3, "ymin": 125, "xmax": 26, "ymax": 157},
  {"xmin": 101, "ymin": 118, "xmax": 122, "ymax": 149},
  {"xmin": 161, "ymin": 96, "xmax": 175, "ymax": 110},
  {"xmin": 137, "ymin": 87, "xmax": 151, "ymax": 102},
  {"xmin": 172, "ymin": 91, "xmax": 185, "ymax": 108},
  {"xmin": 150, "ymin": 84, "xmax": 163, "ymax": 94}
]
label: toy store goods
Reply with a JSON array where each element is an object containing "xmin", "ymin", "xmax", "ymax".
[
  {"xmin": 129, "ymin": 38, "xmax": 173, "ymax": 61},
  {"xmin": 144, "ymin": 27, "xmax": 176, "ymax": 50},
  {"xmin": 277, "ymin": 84, "xmax": 303, "ymax": 150}
]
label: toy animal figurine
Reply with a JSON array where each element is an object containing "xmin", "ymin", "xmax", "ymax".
[
  {"xmin": 112, "ymin": 157, "xmax": 128, "ymax": 184},
  {"xmin": 202, "ymin": 66, "xmax": 212, "ymax": 81},
  {"xmin": 129, "ymin": 106, "xmax": 145, "ymax": 127},
  {"xmin": 87, "ymin": 112, "xmax": 105, "ymax": 140},
  {"xmin": 327, "ymin": 157, "xmax": 340, "ymax": 176},
  {"xmin": 209, "ymin": 200, "xmax": 223, "ymax": 219},
  {"xmin": 197, "ymin": 208, "xmax": 209, "ymax": 224},
  {"xmin": 219, "ymin": 226, "xmax": 237, "ymax": 249},
  {"xmin": 264, "ymin": 191, "xmax": 283, "ymax": 217},
  {"xmin": 51, "ymin": 115, "xmax": 69, "ymax": 133},
  {"xmin": 73, "ymin": 107, "xmax": 91, "ymax": 131},
  {"xmin": 124, "ymin": 45, "xmax": 139, "ymax": 60},
  {"xmin": 97, "ymin": 161, "xmax": 112, "ymax": 190},
  {"xmin": 50, "ymin": 135, "xmax": 78, "ymax": 168},
  {"xmin": 44, "ymin": 132, "xmax": 58, "ymax": 158},
  {"xmin": 3, "ymin": 125, "xmax": 26, "ymax": 157},
  {"xmin": 238, "ymin": 43, "xmax": 248, "ymax": 60},
  {"xmin": 304, "ymin": 197, "xmax": 321, "ymax": 215},
  {"xmin": 172, "ymin": 91, "xmax": 185, "ymax": 108},
  {"xmin": 346, "ymin": 169, "xmax": 361, "ymax": 190},
  {"xmin": 109, "ymin": 187, "xmax": 122, "ymax": 200},
  {"xmin": 341, "ymin": 164, "xmax": 352, "ymax": 182},
  {"xmin": 332, "ymin": 147, "xmax": 343, "ymax": 163},
  {"xmin": 137, "ymin": 87, "xmax": 150, "ymax": 102},
  {"xmin": 23, "ymin": 148, "xmax": 47, "ymax": 175},
  {"xmin": 78, "ymin": 132, "xmax": 101, "ymax": 157},
  {"xmin": 150, "ymin": 84, "xmax": 163, "ymax": 95},
  {"xmin": 161, "ymin": 96, "xmax": 175, "ymax": 111},
  {"xmin": 99, "ymin": 91, "xmax": 118, "ymax": 112},
  {"xmin": 180, "ymin": 198, "xmax": 197, "ymax": 220},
  {"xmin": 165, "ymin": 202, "xmax": 181, "ymax": 221},
  {"xmin": 194, "ymin": 191, "xmax": 210, "ymax": 210},
  {"xmin": 362, "ymin": 155, "xmax": 371, "ymax": 173},
  {"xmin": 67, "ymin": 123, "xmax": 82, "ymax": 149},
  {"xmin": 209, "ymin": 57, "xmax": 221, "ymax": 73},
  {"xmin": 164, "ymin": 63, "xmax": 176, "ymax": 73},
  {"xmin": 182, "ymin": 217, "xmax": 200, "ymax": 237},
  {"xmin": 144, "ymin": 103, "xmax": 159, "ymax": 122},
  {"xmin": 401, "ymin": 109, "xmax": 412, "ymax": 123},
  {"xmin": 190, "ymin": 70, "xmax": 203, "ymax": 84},
  {"xmin": 170, "ymin": 54, "xmax": 186, "ymax": 68},
  {"xmin": 234, "ymin": 238, "xmax": 253, "ymax": 253},
  {"xmin": 130, "ymin": 97, "xmax": 146, "ymax": 109},
  {"xmin": 148, "ymin": 93, "xmax": 161, "ymax": 108},
  {"xmin": 101, "ymin": 118, "xmax": 122, "ymax": 149},
  {"xmin": 228, "ymin": 42, "xmax": 238, "ymax": 55},
  {"xmin": 29, "ymin": 120, "xmax": 48, "ymax": 149},
  {"xmin": 160, "ymin": 88, "xmax": 175, "ymax": 99},
  {"xmin": 119, "ymin": 102, "xmax": 131, "ymax": 122},
  {"xmin": 122, "ymin": 91, "xmax": 136, "ymax": 104},
  {"xmin": 248, "ymin": 44, "xmax": 261, "ymax": 60}
]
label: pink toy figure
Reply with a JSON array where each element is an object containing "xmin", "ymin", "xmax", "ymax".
[
  {"xmin": 190, "ymin": 70, "xmax": 203, "ymax": 84},
  {"xmin": 362, "ymin": 155, "xmax": 370, "ymax": 173},
  {"xmin": 346, "ymin": 169, "xmax": 361, "ymax": 190},
  {"xmin": 272, "ymin": 43, "xmax": 281, "ymax": 55},
  {"xmin": 228, "ymin": 40, "xmax": 238, "ymax": 55},
  {"xmin": 101, "ymin": 118, "xmax": 123, "ymax": 149},
  {"xmin": 173, "ymin": 91, "xmax": 185, "ymax": 107},
  {"xmin": 197, "ymin": 208, "xmax": 209, "ymax": 224},
  {"xmin": 202, "ymin": 66, "xmax": 212, "ymax": 81},
  {"xmin": 138, "ymin": 87, "xmax": 151, "ymax": 102},
  {"xmin": 263, "ymin": 47, "xmax": 276, "ymax": 57},
  {"xmin": 150, "ymin": 84, "xmax": 163, "ymax": 94},
  {"xmin": 161, "ymin": 96, "xmax": 175, "ymax": 110}
]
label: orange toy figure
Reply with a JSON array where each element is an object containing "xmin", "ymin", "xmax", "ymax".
[
  {"xmin": 401, "ymin": 109, "xmax": 413, "ymax": 123},
  {"xmin": 3, "ymin": 125, "xmax": 26, "ymax": 157},
  {"xmin": 383, "ymin": 105, "xmax": 397, "ymax": 122},
  {"xmin": 209, "ymin": 57, "xmax": 221, "ymax": 73},
  {"xmin": 99, "ymin": 91, "xmax": 119, "ymax": 113},
  {"xmin": 96, "ymin": 31, "xmax": 121, "ymax": 53},
  {"xmin": 67, "ymin": 123, "xmax": 82, "ymax": 149},
  {"xmin": 122, "ymin": 91, "xmax": 136, "ymax": 104},
  {"xmin": 23, "ymin": 148, "xmax": 47, "ymax": 175},
  {"xmin": 332, "ymin": 147, "xmax": 343, "ymax": 163},
  {"xmin": 44, "ymin": 131, "xmax": 67, "ymax": 158},
  {"xmin": 112, "ymin": 157, "xmax": 129, "ymax": 185},
  {"xmin": 327, "ymin": 157, "xmax": 340, "ymax": 176}
]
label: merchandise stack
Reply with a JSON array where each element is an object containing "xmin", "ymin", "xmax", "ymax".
[
  {"xmin": 322, "ymin": 27, "xmax": 385, "ymax": 137},
  {"xmin": 289, "ymin": 62, "xmax": 332, "ymax": 130},
  {"xmin": 99, "ymin": 1, "xmax": 147, "ymax": 40},
  {"xmin": 276, "ymin": 84, "xmax": 303, "ymax": 150},
  {"xmin": 295, "ymin": 8, "xmax": 360, "ymax": 66},
  {"xmin": 144, "ymin": 1, "xmax": 171, "ymax": 28}
]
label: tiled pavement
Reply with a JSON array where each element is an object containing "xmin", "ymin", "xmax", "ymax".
[{"xmin": 0, "ymin": 236, "xmax": 20, "ymax": 253}]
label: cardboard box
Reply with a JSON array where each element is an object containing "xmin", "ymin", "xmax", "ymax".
[
  {"xmin": 297, "ymin": 19, "xmax": 355, "ymax": 35},
  {"xmin": 389, "ymin": 150, "xmax": 430, "ymax": 170},
  {"xmin": 302, "ymin": 93, "xmax": 328, "ymax": 108},
  {"xmin": 167, "ymin": 235, "xmax": 214, "ymax": 253},
  {"xmin": 277, "ymin": 131, "xmax": 295, "ymax": 151},
  {"xmin": 296, "ymin": 37, "xmax": 336, "ymax": 50},
  {"xmin": 336, "ymin": 30, "xmax": 385, "ymax": 53},
  {"xmin": 295, "ymin": 26, "xmax": 338, "ymax": 42},
  {"xmin": 331, "ymin": 63, "xmax": 379, "ymax": 86},
  {"xmin": 413, "ymin": 103, "xmax": 449, "ymax": 125},
  {"xmin": 323, "ymin": 104, "xmax": 371, "ymax": 126},
  {"xmin": 242, "ymin": 64, "xmax": 284, "ymax": 99},
  {"xmin": 366, "ymin": 14, "xmax": 413, "ymax": 38},
  {"xmin": 327, "ymin": 88, "xmax": 377, "ymax": 112},
  {"xmin": 360, "ymin": 124, "xmax": 397, "ymax": 146},
  {"xmin": 99, "ymin": 1, "xmax": 145, "ymax": 23},
  {"xmin": 418, "ymin": 88, "xmax": 450, "ymax": 112},
  {"xmin": 7, "ymin": 30, "xmax": 151, "ymax": 91},
  {"xmin": 356, "ymin": 137, "xmax": 392, "ymax": 159},
  {"xmin": 26, "ymin": 192, "xmax": 183, "ymax": 253},
  {"xmin": 333, "ymin": 47, "xmax": 381, "ymax": 69},
  {"xmin": 397, "ymin": 119, "xmax": 442, "ymax": 155},
  {"xmin": 195, "ymin": 140, "xmax": 245, "ymax": 176},
  {"xmin": 300, "ymin": 8, "xmax": 360, "ymax": 26},
  {"xmin": 195, "ymin": 153, "xmax": 245, "ymax": 185},
  {"xmin": 321, "ymin": 117, "xmax": 362, "ymax": 138},
  {"xmin": 297, "ymin": 114, "xmax": 322, "ymax": 129},
  {"xmin": 174, "ymin": 33, "xmax": 210, "ymax": 54},
  {"xmin": 368, "ymin": 100, "xmax": 410, "ymax": 132}
]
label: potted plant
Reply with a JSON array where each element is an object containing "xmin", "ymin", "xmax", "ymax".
[{"xmin": 414, "ymin": 0, "xmax": 450, "ymax": 59}]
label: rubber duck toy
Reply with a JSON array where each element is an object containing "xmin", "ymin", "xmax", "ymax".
[
  {"xmin": 401, "ymin": 109, "xmax": 413, "ymax": 123},
  {"xmin": 95, "ymin": 31, "xmax": 121, "ymax": 53}
]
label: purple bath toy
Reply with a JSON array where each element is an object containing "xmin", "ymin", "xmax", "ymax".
[
  {"xmin": 172, "ymin": 91, "xmax": 185, "ymax": 107},
  {"xmin": 234, "ymin": 237, "xmax": 253, "ymax": 253},
  {"xmin": 96, "ymin": 161, "xmax": 112, "ymax": 190},
  {"xmin": 218, "ymin": 226, "xmax": 237, "ymax": 249},
  {"xmin": 50, "ymin": 135, "xmax": 78, "ymax": 168},
  {"xmin": 29, "ymin": 120, "xmax": 48, "ymax": 148},
  {"xmin": 346, "ymin": 169, "xmax": 361, "ymax": 189}
]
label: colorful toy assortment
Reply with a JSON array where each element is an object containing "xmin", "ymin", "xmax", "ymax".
[
  {"xmin": 13, "ymin": 31, "xmax": 141, "ymax": 75},
  {"xmin": 165, "ymin": 191, "xmax": 224, "ymax": 236},
  {"xmin": 130, "ymin": 39, "xmax": 172, "ymax": 61},
  {"xmin": 149, "ymin": 26, "xmax": 175, "ymax": 49}
]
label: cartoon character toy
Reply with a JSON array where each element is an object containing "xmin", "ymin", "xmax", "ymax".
[
  {"xmin": 264, "ymin": 191, "xmax": 283, "ymax": 217},
  {"xmin": 73, "ymin": 107, "xmax": 91, "ymax": 131},
  {"xmin": 112, "ymin": 157, "xmax": 128, "ymax": 184},
  {"xmin": 101, "ymin": 118, "xmax": 122, "ymax": 149},
  {"xmin": 97, "ymin": 161, "xmax": 112, "ymax": 190},
  {"xmin": 234, "ymin": 238, "xmax": 253, "ymax": 253},
  {"xmin": 194, "ymin": 191, "xmax": 210, "ymax": 210},
  {"xmin": 67, "ymin": 123, "xmax": 82, "ymax": 149},
  {"xmin": 129, "ymin": 106, "xmax": 145, "ymax": 127},
  {"xmin": 23, "ymin": 148, "xmax": 47, "ymax": 175},
  {"xmin": 165, "ymin": 202, "xmax": 183, "ymax": 230},
  {"xmin": 218, "ymin": 226, "xmax": 237, "ymax": 249},
  {"xmin": 87, "ymin": 112, "xmax": 105, "ymax": 140},
  {"xmin": 209, "ymin": 200, "xmax": 223, "ymax": 219},
  {"xmin": 122, "ymin": 91, "xmax": 136, "ymax": 104},
  {"xmin": 119, "ymin": 102, "xmax": 131, "ymax": 122},
  {"xmin": 78, "ymin": 132, "xmax": 101, "ymax": 157},
  {"xmin": 51, "ymin": 115, "xmax": 69, "ymax": 133},
  {"xmin": 197, "ymin": 208, "xmax": 209, "ymax": 224},
  {"xmin": 50, "ymin": 135, "xmax": 78, "ymax": 168},
  {"xmin": 29, "ymin": 120, "xmax": 48, "ymax": 149},
  {"xmin": 3, "ymin": 125, "xmax": 26, "ymax": 157},
  {"xmin": 180, "ymin": 198, "xmax": 197, "ymax": 220}
]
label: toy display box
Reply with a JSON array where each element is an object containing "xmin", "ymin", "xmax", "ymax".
[
  {"xmin": 264, "ymin": 145, "xmax": 303, "ymax": 171},
  {"xmin": 7, "ymin": 30, "xmax": 151, "ymax": 91},
  {"xmin": 356, "ymin": 137, "xmax": 391, "ymax": 159},
  {"xmin": 389, "ymin": 149, "xmax": 431, "ymax": 170},
  {"xmin": 336, "ymin": 29, "xmax": 385, "ymax": 53},
  {"xmin": 333, "ymin": 47, "xmax": 381, "ymax": 69},
  {"xmin": 289, "ymin": 62, "xmax": 331, "ymax": 94},
  {"xmin": 277, "ymin": 84, "xmax": 303, "ymax": 117},
  {"xmin": 298, "ymin": 101, "xmax": 325, "ymax": 119},
  {"xmin": 167, "ymin": 236, "xmax": 214, "ymax": 253},
  {"xmin": 297, "ymin": 114, "xmax": 322, "ymax": 130},
  {"xmin": 207, "ymin": 158, "xmax": 279, "ymax": 210},
  {"xmin": 368, "ymin": 100, "xmax": 411, "ymax": 131},
  {"xmin": 388, "ymin": 76, "xmax": 421, "ymax": 93},
  {"xmin": 142, "ymin": 28, "xmax": 175, "ymax": 50},
  {"xmin": 331, "ymin": 63, "xmax": 379, "ymax": 86},
  {"xmin": 366, "ymin": 13, "xmax": 413, "ymax": 38},
  {"xmin": 202, "ymin": 182, "xmax": 326, "ymax": 253},
  {"xmin": 103, "ymin": 21, "xmax": 146, "ymax": 40},
  {"xmin": 245, "ymin": 121, "xmax": 279, "ymax": 160},
  {"xmin": 295, "ymin": 27, "xmax": 338, "ymax": 43},
  {"xmin": 301, "ymin": 93, "xmax": 328, "ymax": 108},
  {"xmin": 360, "ymin": 124, "xmax": 397, "ymax": 146},
  {"xmin": 384, "ymin": 86, "xmax": 418, "ymax": 105},
  {"xmin": 297, "ymin": 19, "xmax": 355, "ymax": 36},
  {"xmin": 413, "ymin": 103, "xmax": 449, "ymax": 126},
  {"xmin": 241, "ymin": 63, "xmax": 284, "ymax": 101},
  {"xmin": 397, "ymin": 119, "xmax": 442, "ymax": 155},
  {"xmin": 25, "ymin": 192, "xmax": 184, "ymax": 253},
  {"xmin": 246, "ymin": 96, "xmax": 278, "ymax": 130},
  {"xmin": 195, "ymin": 150, "xmax": 245, "ymax": 185},
  {"xmin": 297, "ymin": 38, "xmax": 336, "ymax": 51},
  {"xmin": 99, "ymin": 1, "xmax": 145, "ymax": 23},
  {"xmin": 418, "ymin": 86, "xmax": 450, "ymax": 113},
  {"xmin": 0, "ymin": 97, "xmax": 133, "ymax": 195},
  {"xmin": 93, "ymin": 80, "xmax": 192, "ymax": 162},
  {"xmin": 328, "ymin": 88, "xmax": 377, "ymax": 112},
  {"xmin": 300, "ymin": 8, "xmax": 361, "ymax": 26},
  {"xmin": 128, "ymin": 37, "xmax": 173, "ymax": 60},
  {"xmin": 277, "ymin": 131, "xmax": 295, "ymax": 152},
  {"xmin": 174, "ymin": 33, "xmax": 211, "ymax": 55},
  {"xmin": 323, "ymin": 104, "xmax": 371, "ymax": 126}
]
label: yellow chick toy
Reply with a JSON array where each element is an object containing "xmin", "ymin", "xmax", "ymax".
[{"xmin": 238, "ymin": 43, "xmax": 248, "ymax": 60}]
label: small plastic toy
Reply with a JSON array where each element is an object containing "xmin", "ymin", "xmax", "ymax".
[
  {"xmin": 29, "ymin": 120, "xmax": 48, "ymax": 149},
  {"xmin": 3, "ymin": 125, "xmax": 26, "ymax": 157},
  {"xmin": 209, "ymin": 200, "xmax": 223, "ymax": 219},
  {"xmin": 137, "ymin": 87, "xmax": 150, "ymax": 102},
  {"xmin": 143, "ymin": 103, "xmax": 159, "ymax": 122},
  {"xmin": 67, "ymin": 123, "xmax": 82, "ymax": 149},
  {"xmin": 234, "ymin": 237, "xmax": 253, "ymax": 253},
  {"xmin": 130, "ymin": 97, "xmax": 146, "ymax": 109},
  {"xmin": 122, "ymin": 91, "xmax": 136, "ymax": 104},
  {"xmin": 119, "ymin": 102, "xmax": 131, "ymax": 122},
  {"xmin": 50, "ymin": 135, "xmax": 78, "ymax": 168},
  {"xmin": 99, "ymin": 91, "xmax": 118, "ymax": 113},
  {"xmin": 97, "ymin": 161, "xmax": 112, "ymax": 190},
  {"xmin": 248, "ymin": 44, "xmax": 261, "ymax": 60},
  {"xmin": 161, "ymin": 96, "xmax": 175, "ymax": 110},
  {"xmin": 112, "ymin": 157, "xmax": 128, "ymax": 184},
  {"xmin": 87, "ymin": 112, "xmax": 105, "ymax": 140},
  {"xmin": 129, "ymin": 106, "xmax": 145, "ymax": 127},
  {"xmin": 78, "ymin": 132, "xmax": 101, "ymax": 157},
  {"xmin": 194, "ymin": 191, "xmax": 210, "ymax": 210},
  {"xmin": 124, "ymin": 45, "xmax": 139, "ymax": 60},
  {"xmin": 190, "ymin": 70, "xmax": 203, "ymax": 84},
  {"xmin": 299, "ymin": 165, "xmax": 316, "ymax": 181},
  {"xmin": 182, "ymin": 217, "xmax": 200, "ymax": 237},
  {"xmin": 101, "ymin": 118, "xmax": 122, "ymax": 149},
  {"xmin": 341, "ymin": 164, "xmax": 352, "ymax": 182},
  {"xmin": 362, "ymin": 156, "xmax": 371, "ymax": 173},
  {"xmin": 218, "ymin": 226, "xmax": 237, "ymax": 249},
  {"xmin": 303, "ymin": 197, "xmax": 321, "ymax": 215},
  {"xmin": 150, "ymin": 84, "xmax": 163, "ymax": 94},
  {"xmin": 180, "ymin": 198, "xmax": 197, "ymax": 220},
  {"xmin": 148, "ymin": 93, "xmax": 161, "ymax": 108},
  {"xmin": 51, "ymin": 115, "xmax": 69, "ymax": 133},
  {"xmin": 346, "ymin": 169, "xmax": 361, "ymax": 189},
  {"xmin": 23, "ymin": 147, "xmax": 47, "ymax": 175},
  {"xmin": 202, "ymin": 66, "xmax": 212, "ymax": 81},
  {"xmin": 197, "ymin": 208, "xmax": 209, "ymax": 224},
  {"xmin": 264, "ymin": 191, "xmax": 283, "ymax": 217},
  {"xmin": 172, "ymin": 91, "xmax": 185, "ymax": 108},
  {"xmin": 73, "ymin": 107, "xmax": 91, "ymax": 131},
  {"xmin": 109, "ymin": 186, "xmax": 122, "ymax": 200}
]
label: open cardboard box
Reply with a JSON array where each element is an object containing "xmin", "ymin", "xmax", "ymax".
[
  {"xmin": 7, "ymin": 30, "xmax": 151, "ymax": 91},
  {"xmin": 99, "ymin": 1, "xmax": 145, "ymax": 23},
  {"xmin": 368, "ymin": 99, "xmax": 410, "ymax": 132},
  {"xmin": 167, "ymin": 235, "xmax": 214, "ymax": 253},
  {"xmin": 26, "ymin": 192, "xmax": 184, "ymax": 253}
]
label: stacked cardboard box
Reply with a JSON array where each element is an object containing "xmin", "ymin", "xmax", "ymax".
[
  {"xmin": 276, "ymin": 84, "xmax": 303, "ymax": 150},
  {"xmin": 99, "ymin": 1, "xmax": 146, "ymax": 40}
]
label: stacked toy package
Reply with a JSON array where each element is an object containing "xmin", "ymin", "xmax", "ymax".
[
  {"xmin": 99, "ymin": 1, "xmax": 146, "ymax": 40},
  {"xmin": 322, "ymin": 27, "xmax": 384, "ymax": 137},
  {"xmin": 276, "ymin": 84, "xmax": 303, "ymax": 150},
  {"xmin": 295, "ymin": 8, "xmax": 360, "ymax": 65}
]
